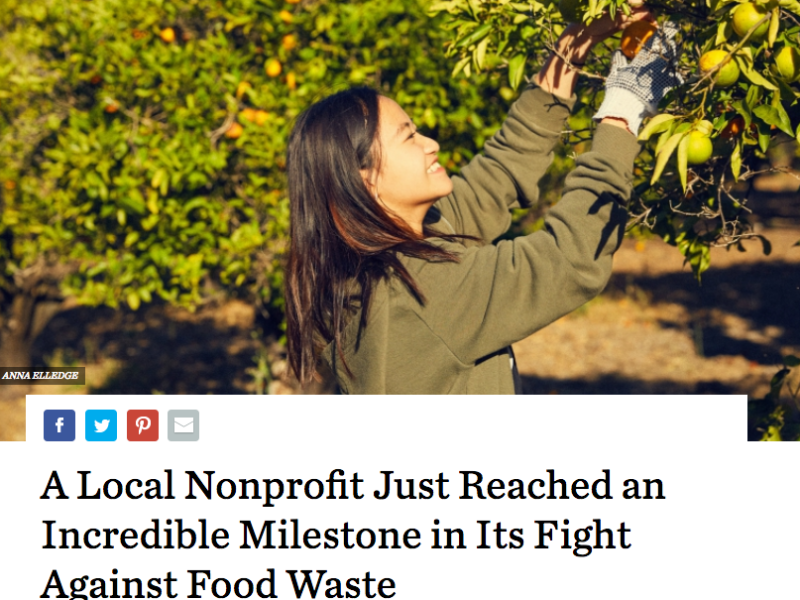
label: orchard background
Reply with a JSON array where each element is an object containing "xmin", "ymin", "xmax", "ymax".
[{"xmin": 1, "ymin": 0, "xmax": 799, "ymax": 439}]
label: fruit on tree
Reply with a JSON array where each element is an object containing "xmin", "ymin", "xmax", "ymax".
[
  {"xmin": 104, "ymin": 101, "xmax": 119, "ymax": 114},
  {"xmin": 279, "ymin": 10, "xmax": 293, "ymax": 23},
  {"xmin": 699, "ymin": 49, "xmax": 740, "ymax": 87},
  {"xmin": 720, "ymin": 115, "xmax": 745, "ymax": 139},
  {"xmin": 242, "ymin": 108, "xmax": 269, "ymax": 125},
  {"xmin": 160, "ymin": 27, "xmax": 176, "ymax": 43},
  {"xmin": 558, "ymin": 0, "xmax": 584, "ymax": 23},
  {"xmin": 732, "ymin": 2, "xmax": 770, "ymax": 40},
  {"xmin": 286, "ymin": 71, "xmax": 297, "ymax": 90},
  {"xmin": 225, "ymin": 122, "xmax": 244, "ymax": 139},
  {"xmin": 236, "ymin": 81, "xmax": 252, "ymax": 99},
  {"xmin": 686, "ymin": 131, "xmax": 713, "ymax": 165},
  {"xmin": 282, "ymin": 34, "xmax": 297, "ymax": 51},
  {"xmin": 620, "ymin": 21, "xmax": 656, "ymax": 59},
  {"xmin": 265, "ymin": 58, "xmax": 282, "ymax": 77},
  {"xmin": 773, "ymin": 46, "xmax": 800, "ymax": 82}
]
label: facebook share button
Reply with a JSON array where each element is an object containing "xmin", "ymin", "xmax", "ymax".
[
  {"xmin": 168, "ymin": 410, "xmax": 199, "ymax": 442},
  {"xmin": 43, "ymin": 410, "xmax": 75, "ymax": 442}
]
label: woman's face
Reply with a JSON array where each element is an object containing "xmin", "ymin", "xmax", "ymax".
[{"xmin": 365, "ymin": 96, "xmax": 453, "ymax": 222}]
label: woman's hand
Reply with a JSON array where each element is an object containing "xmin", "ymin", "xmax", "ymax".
[{"xmin": 534, "ymin": 1, "xmax": 655, "ymax": 98}]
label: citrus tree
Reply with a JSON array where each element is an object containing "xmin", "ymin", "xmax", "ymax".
[
  {"xmin": 432, "ymin": 0, "xmax": 800, "ymax": 438},
  {"xmin": 431, "ymin": 0, "xmax": 800, "ymax": 274},
  {"xmin": 0, "ymin": 0, "xmax": 511, "ymax": 378}
]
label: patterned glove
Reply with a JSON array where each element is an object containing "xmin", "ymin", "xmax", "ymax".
[{"xmin": 594, "ymin": 22, "xmax": 684, "ymax": 134}]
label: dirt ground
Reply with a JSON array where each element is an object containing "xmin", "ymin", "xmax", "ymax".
[{"xmin": 1, "ymin": 183, "xmax": 798, "ymax": 441}]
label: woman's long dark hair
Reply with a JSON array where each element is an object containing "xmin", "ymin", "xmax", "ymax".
[{"xmin": 285, "ymin": 87, "xmax": 463, "ymax": 385}]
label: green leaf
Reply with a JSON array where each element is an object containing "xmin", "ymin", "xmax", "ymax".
[
  {"xmin": 784, "ymin": 355, "xmax": 800, "ymax": 367},
  {"xmin": 755, "ymin": 234, "xmax": 772, "ymax": 256},
  {"xmin": 451, "ymin": 56, "xmax": 470, "ymax": 77},
  {"xmin": 754, "ymin": 104, "xmax": 793, "ymax": 136},
  {"xmin": 638, "ymin": 114, "xmax": 676, "ymax": 141},
  {"xmin": 768, "ymin": 7, "xmax": 780, "ymax": 47},
  {"xmin": 677, "ymin": 134, "xmax": 689, "ymax": 191},
  {"xmin": 651, "ymin": 131, "xmax": 686, "ymax": 184},
  {"xmin": 456, "ymin": 22, "xmax": 492, "ymax": 47},
  {"xmin": 474, "ymin": 36, "xmax": 490, "ymax": 71},
  {"xmin": 732, "ymin": 99, "xmax": 752, "ymax": 128},
  {"xmin": 127, "ymin": 290, "xmax": 141, "ymax": 311},
  {"xmin": 731, "ymin": 138, "xmax": 742, "ymax": 181},
  {"xmin": 508, "ymin": 53, "xmax": 526, "ymax": 90},
  {"xmin": 735, "ymin": 55, "xmax": 779, "ymax": 90}
]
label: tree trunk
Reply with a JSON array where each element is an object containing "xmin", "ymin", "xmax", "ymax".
[{"xmin": 0, "ymin": 292, "xmax": 36, "ymax": 401}]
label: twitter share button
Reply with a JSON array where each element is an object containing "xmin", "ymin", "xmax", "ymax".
[{"xmin": 85, "ymin": 409, "xmax": 117, "ymax": 442}]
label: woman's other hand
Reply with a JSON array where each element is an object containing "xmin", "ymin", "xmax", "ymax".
[{"xmin": 534, "ymin": 1, "xmax": 655, "ymax": 98}]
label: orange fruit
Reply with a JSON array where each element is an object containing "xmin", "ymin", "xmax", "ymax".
[
  {"xmin": 160, "ymin": 27, "xmax": 176, "ymax": 43},
  {"xmin": 236, "ymin": 81, "xmax": 252, "ymax": 99},
  {"xmin": 265, "ymin": 58, "xmax": 282, "ymax": 77},
  {"xmin": 720, "ymin": 116, "xmax": 745, "ymax": 139},
  {"xmin": 620, "ymin": 21, "xmax": 657, "ymax": 59},
  {"xmin": 4, "ymin": 180, "xmax": 16, "ymax": 190},
  {"xmin": 686, "ymin": 131, "xmax": 713, "ymax": 165},
  {"xmin": 732, "ymin": 2, "xmax": 770, "ymax": 40},
  {"xmin": 104, "ymin": 101, "xmax": 119, "ymax": 113},
  {"xmin": 286, "ymin": 0, "xmax": 301, "ymax": 3},
  {"xmin": 773, "ymin": 46, "xmax": 800, "ymax": 82},
  {"xmin": 225, "ymin": 122, "xmax": 244, "ymax": 139},
  {"xmin": 286, "ymin": 71, "xmax": 297, "ymax": 90},
  {"xmin": 282, "ymin": 34, "xmax": 297, "ymax": 51},
  {"xmin": 279, "ymin": 10, "xmax": 293, "ymax": 23},
  {"xmin": 241, "ymin": 109, "xmax": 269, "ymax": 125},
  {"xmin": 90, "ymin": 74, "xmax": 102, "ymax": 85},
  {"xmin": 698, "ymin": 50, "xmax": 740, "ymax": 87}
]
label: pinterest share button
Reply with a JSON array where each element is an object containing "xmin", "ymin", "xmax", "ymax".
[{"xmin": 127, "ymin": 410, "xmax": 159, "ymax": 442}]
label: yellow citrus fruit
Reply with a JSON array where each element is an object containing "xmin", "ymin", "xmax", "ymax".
[
  {"xmin": 225, "ymin": 122, "xmax": 244, "ymax": 139},
  {"xmin": 265, "ymin": 58, "xmax": 282, "ymax": 77},
  {"xmin": 286, "ymin": 71, "xmax": 297, "ymax": 90},
  {"xmin": 279, "ymin": 10, "xmax": 293, "ymax": 23},
  {"xmin": 732, "ymin": 2, "xmax": 770, "ymax": 40},
  {"xmin": 686, "ymin": 131, "xmax": 713, "ymax": 165},
  {"xmin": 236, "ymin": 81, "xmax": 252, "ymax": 99},
  {"xmin": 558, "ymin": 0, "xmax": 584, "ymax": 23},
  {"xmin": 620, "ymin": 21, "xmax": 657, "ymax": 59},
  {"xmin": 241, "ymin": 108, "xmax": 258, "ymax": 123},
  {"xmin": 282, "ymin": 34, "xmax": 297, "ymax": 51},
  {"xmin": 160, "ymin": 27, "xmax": 176, "ymax": 43},
  {"xmin": 773, "ymin": 46, "xmax": 800, "ymax": 82},
  {"xmin": 286, "ymin": 0, "xmax": 301, "ymax": 3},
  {"xmin": 699, "ymin": 50, "xmax": 740, "ymax": 87}
]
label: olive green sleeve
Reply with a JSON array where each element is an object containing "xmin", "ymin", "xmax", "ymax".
[
  {"xmin": 402, "ymin": 123, "xmax": 641, "ymax": 364},
  {"xmin": 430, "ymin": 85, "xmax": 576, "ymax": 242}
]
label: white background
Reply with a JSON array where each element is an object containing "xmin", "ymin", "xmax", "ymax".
[{"xmin": 1, "ymin": 395, "xmax": 797, "ymax": 599}]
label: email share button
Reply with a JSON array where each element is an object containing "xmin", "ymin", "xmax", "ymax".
[{"xmin": 168, "ymin": 410, "xmax": 199, "ymax": 442}]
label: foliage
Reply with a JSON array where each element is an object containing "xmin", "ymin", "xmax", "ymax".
[
  {"xmin": 431, "ymin": 0, "xmax": 800, "ymax": 277},
  {"xmin": 749, "ymin": 354, "xmax": 800, "ymax": 440},
  {"xmin": 0, "ymin": 0, "xmax": 510, "ymax": 333}
]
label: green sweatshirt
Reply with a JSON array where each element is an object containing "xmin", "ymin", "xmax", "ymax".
[{"xmin": 322, "ymin": 84, "xmax": 641, "ymax": 394}]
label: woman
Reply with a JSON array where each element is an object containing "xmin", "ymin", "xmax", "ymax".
[{"xmin": 285, "ymin": 7, "xmax": 681, "ymax": 394}]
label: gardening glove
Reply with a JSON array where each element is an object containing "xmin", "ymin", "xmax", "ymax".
[{"xmin": 593, "ymin": 21, "xmax": 684, "ymax": 134}]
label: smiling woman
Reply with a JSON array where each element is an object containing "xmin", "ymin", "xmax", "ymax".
[{"xmin": 285, "ymin": 5, "xmax": 680, "ymax": 394}]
